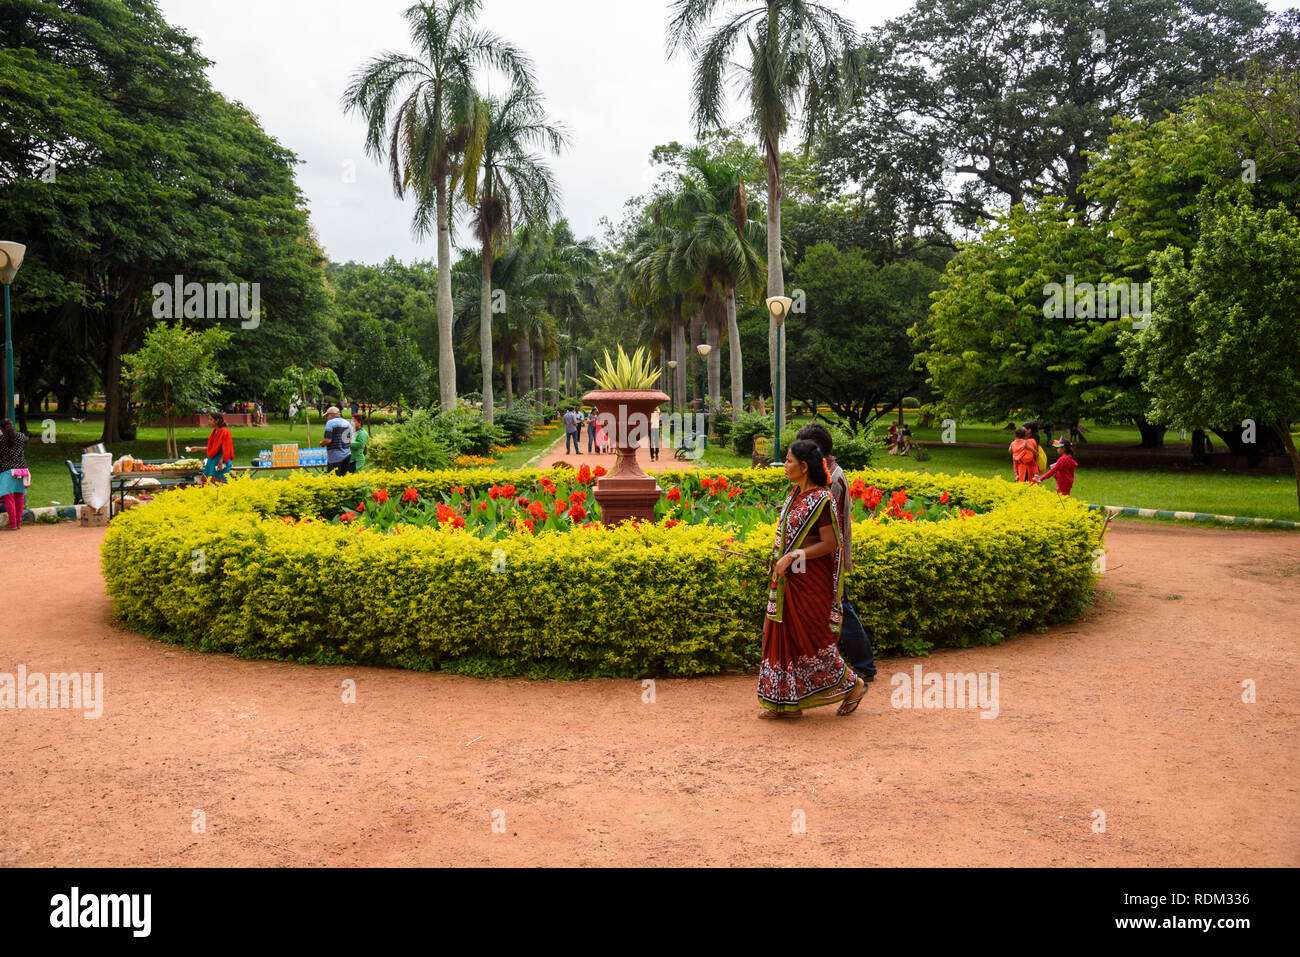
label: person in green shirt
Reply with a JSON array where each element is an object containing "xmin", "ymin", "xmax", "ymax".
[{"xmin": 349, "ymin": 413, "xmax": 369, "ymax": 472}]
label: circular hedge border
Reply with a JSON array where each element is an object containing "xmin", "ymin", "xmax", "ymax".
[{"xmin": 100, "ymin": 466, "xmax": 1104, "ymax": 678}]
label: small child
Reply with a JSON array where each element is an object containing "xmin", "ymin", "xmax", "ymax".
[
  {"xmin": 1008, "ymin": 427, "xmax": 1038, "ymax": 482},
  {"xmin": 1035, "ymin": 440, "xmax": 1078, "ymax": 495}
]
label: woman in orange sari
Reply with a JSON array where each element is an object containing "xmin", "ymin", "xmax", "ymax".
[{"xmin": 757, "ymin": 439, "xmax": 867, "ymax": 718}]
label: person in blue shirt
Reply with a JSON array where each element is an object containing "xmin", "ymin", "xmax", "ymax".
[{"xmin": 319, "ymin": 406, "xmax": 353, "ymax": 476}]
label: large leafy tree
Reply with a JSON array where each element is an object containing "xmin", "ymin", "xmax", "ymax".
[
  {"xmin": 831, "ymin": 0, "xmax": 1275, "ymax": 231},
  {"xmin": 1, "ymin": 0, "xmax": 332, "ymax": 441},
  {"xmin": 666, "ymin": 0, "xmax": 863, "ymax": 434},
  {"xmin": 343, "ymin": 0, "xmax": 534, "ymax": 410},
  {"xmin": 789, "ymin": 243, "xmax": 939, "ymax": 431},
  {"xmin": 1086, "ymin": 66, "xmax": 1300, "ymax": 453},
  {"xmin": 1127, "ymin": 195, "xmax": 1300, "ymax": 509},
  {"xmin": 915, "ymin": 199, "xmax": 1155, "ymax": 438},
  {"xmin": 121, "ymin": 322, "xmax": 231, "ymax": 459},
  {"xmin": 459, "ymin": 84, "xmax": 566, "ymax": 423}
]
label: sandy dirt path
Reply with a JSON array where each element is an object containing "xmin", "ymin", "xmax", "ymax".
[{"xmin": 0, "ymin": 522, "xmax": 1296, "ymax": 867}]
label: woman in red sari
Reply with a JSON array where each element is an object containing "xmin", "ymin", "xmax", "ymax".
[{"xmin": 757, "ymin": 439, "xmax": 867, "ymax": 718}]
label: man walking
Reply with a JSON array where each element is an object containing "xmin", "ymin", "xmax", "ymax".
[
  {"xmin": 563, "ymin": 407, "xmax": 580, "ymax": 456},
  {"xmin": 320, "ymin": 405, "xmax": 353, "ymax": 476},
  {"xmin": 796, "ymin": 423, "xmax": 877, "ymax": 684}
]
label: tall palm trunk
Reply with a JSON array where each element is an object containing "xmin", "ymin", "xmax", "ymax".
[
  {"xmin": 436, "ymin": 175, "xmax": 456, "ymax": 410},
  {"xmin": 519, "ymin": 332, "xmax": 532, "ymax": 404},
  {"xmin": 534, "ymin": 347, "xmax": 544, "ymax": 410},
  {"xmin": 479, "ymin": 244, "xmax": 495, "ymax": 423},
  {"xmin": 689, "ymin": 310, "xmax": 703, "ymax": 410},
  {"xmin": 681, "ymin": 315, "xmax": 691, "ymax": 416},
  {"xmin": 705, "ymin": 304, "xmax": 721, "ymax": 418},
  {"xmin": 765, "ymin": 139, "xmax": 784, "ymax": 437},
  {"xmin": 504, "ymin": 347, "xmax": 514, "ymax": 410},
  {"xmin": 726, "ymin": 287, "xmax": 743, "ymax": 423}
]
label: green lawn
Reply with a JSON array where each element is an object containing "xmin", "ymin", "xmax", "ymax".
[
  {"xmin": 19, "ymin": 413, "xmax": 1298, "ymax": 522},
  {"xmin": 21, "ymin": 414, "xmax": 567, "ymax": 507}
]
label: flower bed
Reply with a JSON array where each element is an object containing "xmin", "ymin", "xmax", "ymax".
[
  {"xmin": 100, "ymin": 466, "xmax": 1105, "ymax": 676},
  {"xmin": 313, "ymin": 466, "xmax": 975, "ymax": 541}
]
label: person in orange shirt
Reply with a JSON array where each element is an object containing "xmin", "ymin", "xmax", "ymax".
[
  {"xmin": 187, "ymin": 413, "xmax": 234, "ymax": 485},
  {"xmin": 1008, "ymin": 427, "xmax": 1039, "ymax": 482}
]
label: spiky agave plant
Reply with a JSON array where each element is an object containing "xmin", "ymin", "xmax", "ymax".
[{"xmin": 586, "ymin": 345, "xmax": 661, "ymax": 391}]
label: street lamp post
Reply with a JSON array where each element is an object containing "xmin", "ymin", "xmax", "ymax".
[
  {"xmin": 765, "ymin": 296, "xmax": 793, "ymax": 465},
  {"xmin": 0, "ymin": 242, "xmax": 27, "ymax": 424},
  {"xmin": 666, "ymin": 359, "xmax": 678, "ymax": 444},
  {"xmin": 696, "ymin": 342, "xmax": 711, "ymax": 439}
]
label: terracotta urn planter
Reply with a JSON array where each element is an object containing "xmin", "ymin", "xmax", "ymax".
[{"xmin": 581, "ymin": 388, "xmax": 670, "ymax": 526}]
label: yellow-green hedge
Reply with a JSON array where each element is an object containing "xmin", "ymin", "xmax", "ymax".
[{"xmin": 100, "ymin": 466, "xmax": 1104, "ymax": 676}]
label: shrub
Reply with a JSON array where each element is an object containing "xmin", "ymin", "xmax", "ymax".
[
  {"xmin": 431, "ymin": 403, "xmax": 507, "ymax": 456},
  {"xmin": 731, "ymin": 411, "xmax": 775, "ymax": 455},
  {"xmin": 367, "ymin": 409, "xmax": 453, "ymax": 471},
  {"xmin": 101, "ymin": 466, "xmax": 1103, "ymax": 675},
  {"xmin": 828, "ymin": 421, "xmax": 882, "ymax": 470},
  {"xmin": 495, "ymin": 408, "xmax": 536, "ymax": 445}
]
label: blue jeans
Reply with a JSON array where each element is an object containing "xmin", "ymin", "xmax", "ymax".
[
  {"xmin": 839, "ymin": 595, "xmax": 876, "ymax": 680},
  {"xmin": 565, "ymin": 431, "xmax": 580, "ymax": 454},
  {"xmin": 588, "ymin": 428, "xmax": 596, "ymax": 452}
]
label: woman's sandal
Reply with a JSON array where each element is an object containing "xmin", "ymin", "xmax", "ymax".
[{"xmin": 836, "ymin": 678, "xmax": 868, "ymax": 716}]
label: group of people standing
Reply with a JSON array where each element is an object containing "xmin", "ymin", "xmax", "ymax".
[
  {"xmin": 561, "ymin": 408, "xmax": 614, "ymax": 457},
  {"xmin": 1008, "ymin": 420, "xmax": 1078, "ymax": 495},
  {"xmin": 757, "ymin": 422, "xmax": 877, "ymax": 719},
  {"xmin": 186, "ymin": 406, "xmax": 371, "ymax": 484}
]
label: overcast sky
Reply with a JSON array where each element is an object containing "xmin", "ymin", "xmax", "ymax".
[
  {"xmin": 155, "ymin": 0, "xmax": 911, "ymax": 265},
  {"xmin": 154, "ymin": 0, "xmax": 1292, "ymax": 266}
]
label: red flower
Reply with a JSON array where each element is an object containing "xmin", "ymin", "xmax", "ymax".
[
  {"xmin": 594, "ymin": 465, "xmax": 607, "ymax": 478},
  {"xmin": 476, "ymin": 501, "xmax": 488, "ymax": 511},
  {"xmin": 451, "ymin": 485, "xmax": 465, "ymax": 495},
  {"xmin": 555, "ymin": 500, "xmax": 568, "ymax": 515},
  {"xmin": 664, "ymin": 519, "xmax": 681, "ymax": 529},
  {"xmin": 401, "ymin": 487, "xmax": 419, "ymax": 503},
  {"xmin": 569, "ymin": 490, "xmax": 587, "ymax": 505},
  {"xmin": 436, "ymin": 503, "xmax": 456, "ymax": 524},
  {"xmin": 728, "ymin": 488, "xmax": 740, "ymax": 499},
  {"xmin": 502, "ymin": 484, "xmax": 516, "ymax": 498},
  {"xmin": 340, "ymin": 511, "xmax": 356, "ymax": 523},
  {"xmin": 528, "ymin": 500, "xmax": 547, "ymax": 522},
  {"xmin": 518, "ymin": 497, "xmax": 530, "ymax": 508},
  {"xmin": 890, "ymin": 490, "xmax": 908, "ymax": 507},
  {"xmin": 701, "ymin": 477, "xmax": 714, "ymax": 492},
  {"xmin": 356, "ymin": 501, "xmax": 365, "ymax": 512},
  {"xmin": 279, "ymin": 516, "xmax": 294, "ymax": 524},
  {"xmin": 521, "ymin": 519, "xmax": 535, "ymax": 535},
  {"xmin": 960, "ymin": 508, "xmax": 975, "ymax": 519},
  {"xmin": 939, "ymin": 491, "xmax": 950, "ymax": 504},
  {"xmin": 373, "ymin": 488, "xmax": 389, "ymax": 504},
  {"xmin": 666, "ymin": 487, "xmax": 682, "ymax": 502},
  {"xmin": 452, "ymin": 514, "xmax": 466, "ymax": 529},
  {"xmin": 576, "ymin": 464, "xmax": 593, "ymax": 485},
  {"xmin": 568, "ymin": 504, "xmax": 587, "ymax": 523}
]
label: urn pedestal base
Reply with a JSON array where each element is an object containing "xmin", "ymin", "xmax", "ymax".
[{"xmin": 592, "ymin": 474, "xmax": 661, "ymax": 526}]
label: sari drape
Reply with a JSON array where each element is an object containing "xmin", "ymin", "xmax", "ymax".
[{"xmin": 757, "ymin": 487, "xmax": 858, "ymax": 713}]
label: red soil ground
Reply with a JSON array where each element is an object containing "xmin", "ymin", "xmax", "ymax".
[{"xmin": 1, "ymin": 521, "xmax": 1296, "ymax": 867}]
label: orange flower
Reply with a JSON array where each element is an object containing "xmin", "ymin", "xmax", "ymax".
[
  {"xmin": 568, "ymin": 504, "xmax": 587, "ymax": 523},
  {"xmin": 401, "ymin": 487, "xmax": 419, "ymax": 503},
  {"xmin": 594, "ymin": 465, "xmax": 607, "ymax": 478},
  {"xmin": 373, "ymin": 488, "xmax": 389, "ymax": 504},
  {"xmin": 664, "ymin": 519, "xmax": 681, "ymax": 529},
  {"xmin": 939, "ymin": 491, "xmax": 949, "ymax": 504}
]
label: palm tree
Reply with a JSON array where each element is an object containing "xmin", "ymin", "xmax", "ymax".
[
  {"xmin": 343, "ymin": 0, "xmax": 534, "ymax": 411},
  {"xmin": 669, "ymin": 148, "xmax": 766, "ymax": 421},
  {"xmin": 459, "ymin": 85, "xmax": 567, "ymax": 423},
  {"xmin": 666, "ymin": 0, "xmax": 862, "ymax": 427}
]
